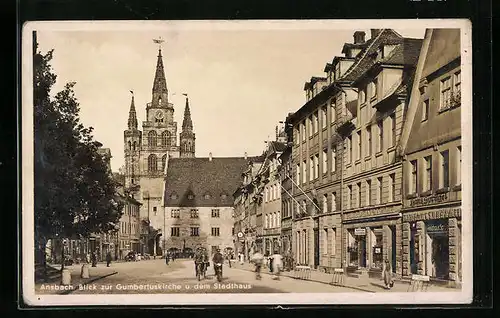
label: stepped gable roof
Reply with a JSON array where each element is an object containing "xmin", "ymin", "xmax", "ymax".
[
  {"xmin": 164, "ymin": 157, "xmax": 250, "ymax": 207},
  {"xmin": 341, "ymin": 29, "xmax": 404, "ymax": 82}
]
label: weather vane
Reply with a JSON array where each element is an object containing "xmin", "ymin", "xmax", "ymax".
[{"xmin": 153, "ymin": 36, "xmax": 165, "ymax": 50}]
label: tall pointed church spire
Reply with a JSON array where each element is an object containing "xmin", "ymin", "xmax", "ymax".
[
  {"xmin": 151, "ymin": 42, "xmax": 169, "ymax": 108},
  {"xmin": 128, "ymin": 91, "xmax": 138, "ymax": 130},
  {"xmin": 182, "ymin": 95, "xmax": 193, "ymax": 131}
]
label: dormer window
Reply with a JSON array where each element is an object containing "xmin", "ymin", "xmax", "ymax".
[
  {"xmin": 187, "ymin": 193, "xmax": 194, "ymax": 200},
  {"xmin": 170, "ymin": 193, "xmax": 178, "ymax": 200},
  {"xmin": 221, "ymin": 193, "xmax": 228, "ymax": 200},
  {"xmin": 204, "ymin": 193, "xmax": 211, "ymax": 200}
]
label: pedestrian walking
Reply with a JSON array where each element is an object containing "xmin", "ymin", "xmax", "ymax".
[
  {"xmin": 383, "ymin": 259, "xmax": 394, "ymax": 289},
  {"xmin": 271, "ymin": 251, "xmax": 283, "ymax": 280},
  {"xmin": 91, "ymin": 251, "xmax": 97, "ymax": 267},
  {"xmin": 268, "ymin": 255, "xmax": 274, "ymax": 273},
  {"xmin": 106, "ymin": 251, "xmax": 112, "ymax": 267},
  {"xmin": 251, "ymin": 250, "xmax": 264, "ymax": 280},
  {"xmin": 165, "ymin": 253, "xmax": 170, "ymax": 265}
]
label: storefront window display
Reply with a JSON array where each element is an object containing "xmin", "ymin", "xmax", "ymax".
[
  {"xmin": 425, "ymin": 219, "xmax": 450, "ymax": 279},
  {"xmin": 348, "ymin": 229, "xmax": 367, "ymax": 267},
  {"xmin": 371, "ymin": 228, "xmax": 383, "ymax": 269}
]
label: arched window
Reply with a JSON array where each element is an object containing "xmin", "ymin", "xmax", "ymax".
[
  {"xmin": 133, "ymin": 141, "xmax": 137, "ymax": 151},
  {"xmin": 161, "ymin": 154, "xmax": 167, "ymax": 172},
  {"xmin": 128, "ymin": 141, "xmax": 132, "ymax": 150},
  {"xmin": 148, "ymin": 154, "xmax": 157, "ymax": 172},
  {"xmin": 161, "ymin": 131, "xmax": 171, "ymax": 147},
  {"xmin": 148, "ymin": 131, "xmax": 157, "ymax": 147}
]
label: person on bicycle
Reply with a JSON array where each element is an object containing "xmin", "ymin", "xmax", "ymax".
[
  {"xmin": 212, "ymin": 248, "xmax": 224, "ymax": 277},
  {"xmin": 194, "ymin": 247, "xmax": 205, "ymax": 277}
]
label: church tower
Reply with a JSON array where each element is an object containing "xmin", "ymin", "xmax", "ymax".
[
  {"xmin": 180, "ymin": 95, "xmax": 196, "ymax": 158},
  {"xmin": 123, "ymin": 93, "xmax": 142, "ymax": 195}
]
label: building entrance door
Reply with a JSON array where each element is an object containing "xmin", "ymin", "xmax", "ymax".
[
  {"xmin": 359, "ymin": 236, "xmax": 367, "ymax": 268},
  {"xmin": 313, "ymin": 229, "xmax": 319, "ymax": 269},
  {"xmin": 390, "ymin": 225, "xmax": 396, "ymax": 273}
]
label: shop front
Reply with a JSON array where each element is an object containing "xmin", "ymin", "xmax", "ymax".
[
  {"xmin": 343, "ymin": 206, "xmax": 401, "ymax": 276},
  {"xmin": 401, "ymin": 205, "xmax": 461, "ymax": 286}
]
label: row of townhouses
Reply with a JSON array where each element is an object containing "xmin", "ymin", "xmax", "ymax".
[{"xmin": 232, "ymin": 28, "xmax": 462, "ymax": 287}]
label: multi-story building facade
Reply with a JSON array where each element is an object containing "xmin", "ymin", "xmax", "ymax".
[
  {"xmin": 288, "ymin": 29, "xmax": 423, "ymax": 274},
  {"xmin": 399, "ymin": 29, "xmax": 462, "ymax": 287},
  {"xmin": 162, "ymin": 155, "xmax": 249, "ymax": 256},
  {"xmin": 232, "ymin": 155, "xmax": 265, "ymax": 260},
  {"xmin": 259, "ymin": 132, "xmax": 287, "ymax": 255},
  {"xmin": 339, "ymin": 30, "xmax": 422, "ymax": 277},
  {"xmin": 123, "ymin": 47, "xmax": 196, "ymax": 255},
  {"xmin": 278, "ymin": 113, "xmax": 295, "ymax": 257}
]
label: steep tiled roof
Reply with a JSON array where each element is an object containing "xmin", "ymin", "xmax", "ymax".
[
  {"xmin": 164, "ymin": 157, "xmax": 249, "ymax": 207},
  {"xmin": 341, "ymin": 29, "xmax": 404, "ymax": 82},
  {"xmin": 269, "ymin": 141, "xmax": 287, "ymax": 153},
  {"xmin": 381, "ymin": 38, "xmax": 423, "ymax": 66}
]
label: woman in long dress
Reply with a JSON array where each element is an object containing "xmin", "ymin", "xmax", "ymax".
[{"xmin": 382, "ymin": 259, "xmax": 394, "ymax": 289}]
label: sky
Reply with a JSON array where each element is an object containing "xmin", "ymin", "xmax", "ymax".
[{"xmin": 36, "ymin": 24, "xmax": 425, "ymax": 172}]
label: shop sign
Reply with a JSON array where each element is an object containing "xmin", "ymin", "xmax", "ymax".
[
  {"xmin": 426, "ymin": 220, "xmax": 448, "ymax": 234},
  {"xmin": 409, "ymin": 193, "xmax": 448, "ymax": 207},
  {"xmin": 403, "ymin": 207, "xmax": 460, "ymax": 222},
  {"xmin": 354, "ymin": 228, "xmax": 366, "ymax": 235},
  {"xmin": 343, "ymin": 204, "xmax": 399, "ymax": 221}
]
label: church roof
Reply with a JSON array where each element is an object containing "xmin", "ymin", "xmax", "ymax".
[{"xmin": 163, "ymin": 157, "xmax": 250, "ymax": 207}]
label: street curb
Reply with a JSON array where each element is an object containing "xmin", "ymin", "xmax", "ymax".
[
  {"xmin": 232, "ymin": 266, "xmax": 375, "ymax": 293},
  {"xmin": 58, "ymin": 271, "xmax": 118, "ymax": 295}
]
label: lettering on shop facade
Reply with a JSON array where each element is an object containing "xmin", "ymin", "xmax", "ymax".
[
  {"xmin": 409, "ymin": 193, "xmax": 448, "ymax": 207},
  {"xmin": 343, "ymin": 205, "xmax": 399, "ymax": 221},
  {"xmin": 402, "ymin": 208, "xmax": 461, "ymax": 223}
]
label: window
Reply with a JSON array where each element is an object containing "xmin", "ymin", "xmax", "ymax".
[
  {"xmin": 147, "ymin": 130, "xmax": 157, "ymax": 147},
  {"xmin": 314, "ymin": 112, "xmax": 319, "ymax": 133},
  {"xmin": 301, "ymin": 122, "xmax": 306, "ymax": 141},
  {"xmin": 330, "ymin": 99, "xmax": 336, "ymax": 123},
  {"xmin": 302, "ymin": 200, "xmax": 307, "ymax": 215},
  {"xmin": 440, "ymin": 150, "xmax": 450, "ymax": 189},
  {"xmin": 331, "ymin": 228, "xmax": 336, "ymax": 256},
  {"xmin": 308, "ymin": 116, "xmax": 313, "ymax": 137},
  {"xmin": 357, "ymin": 182, "xmax": 362, "ymax": 207},
  {"xmin": 265, "ymin": 187, "xmax": 268, "ymax": 202},
  {"xmin": 440, "ymin": 77, "xmax": 452, "ymax": 110},
  {"xmin": 377, "ymin": 120, "xmax": 383, "ymax": 152},
  {"xmin": 323, "ymin": 228, "xmax": 329, "ymax": 254},
  {"xmin": 296, "ymin": 164, "xmax": 301, "ymax": 184},
  {"xmin": 332, "ymin": 149, "xmax": 337, "ymax": 172},
  {"xmin": 170, "ymin": 209, "xmax": 180, "ymax": 218},
  {"xmin": 389, "ymin": 173, "xmax": 396, "ymax": 202},
  {"xmin": 153, "ymin": 206, "xmax": 157, "ymax": 215},
  {"xmin": 190, "ymin": 209, "xmax": 199, "ymax": 218},
  {"xmin": 161, "ymin": 131, "xmax": 171, "ymax": 147},
  {"xmin": 322, "ymin": 194, "xmax": 328, "ymax": 213},
  {"xmin": 211, "ymin": 209, "xmax": 220, "ymax": 218},
  {"xmin": 366, "ymin": 126, "xmax": 372, "ymax": 156},
  {"xmin": 371, "ymin": 78, "xmax": 378, "ymax": 98},
  {"xmin": 457, "ymin": 146, "xmax": 462, "ymax": 185},
  {"xmin": 331, "ymin": 192, "xmax": 336, "ymax": 211},
  {"xmin": 295, "ymin": 127, "xmax": 300, "ymax": 146},
  {"xmin": 147, "ymin": 154, "xmax": 158, "ymax": 172},
  {"xmin": 425, "ymin": 156, "xmax": 432, "ymax": 191},
  {"xmin": 171, "ymin": 227, "xmax": 180, "ymax": 237},
  {"xmin": 265, "ymin": 214, "xmax": 269, "ymax": 229},
  {"xmin": 211, "ymin": 227, "xmax": 220, "ymax": 237},
  {"xmin": 347, "ymin": 185, "xmax": 352, "ymax": 209},
  {"xmin": 357, "ymin": 131, "xmax": 362, "ymax": 160},
  {"xmin": 377, "ymin": 177, "xmax": 383, "ymax": 204},
  {"xmin": 302, "ymin": 160, "xmax": 307, "ymax": 184},
  {"xmin": 422, "ymin": 99, "xmax": 429, "ymax": 121},
  {"xmin": 360, "ymin": 87, "xmax": 367, "ymax": 104},
  {"xmin": 366, "ymin": 180, "xmax": 372, "ymax": 206},
  {"xmin": 390, "ymin": 114, "xmax": 396, "ymax": 147},
  {"xmin": 322, "ymin": 149, "xmax": 328, "ymax": 174},
  {"xmin": 310, "ymin": 157, "xmax": 314, "ymax": 181},
  {"xmin": 161, "ymin": 154, "xmax": 167, "ymax": 172},
  {"xmin": 322, "ymin": 106, "xmax": 327, "ymax": 128},
  {"xmin": 348, "ymin": 136, "xmax": 353, "ymax": 163},
  {"xmin": 454, "ymin": 70, "xmax": 461, "ymax": 93},
  {"xmin": 314, "ymin": 154, "xmax": 320, "ymax": 179},
  {"xmin": 190, "ymin": 227, "xmax": 200, "ymax": 236},
  {"xmin": 410, "ymin": 160, "xmax": 418, "ymax": 194}
]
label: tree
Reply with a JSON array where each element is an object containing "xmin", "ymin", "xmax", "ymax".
[{"xmin": 33, "ymin": 41, "xmax": 123, "ymax": 274}]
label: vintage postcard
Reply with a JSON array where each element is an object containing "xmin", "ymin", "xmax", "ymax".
[{"xmin": 21, "ymin": 19, "xmax": 472, "ymax": 306}]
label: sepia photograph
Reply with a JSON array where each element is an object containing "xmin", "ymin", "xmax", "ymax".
[{"xmin": 21, "ymin": 20, "xmax": 472, "ymax": 306}]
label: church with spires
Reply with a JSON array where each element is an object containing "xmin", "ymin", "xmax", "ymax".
[{"xmin": 123, "ymin": 44, "xmax": 196, "ymax": 256}]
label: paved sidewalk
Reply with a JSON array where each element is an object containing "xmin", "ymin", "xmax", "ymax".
[
  {"xmin": 35, "ymin": 264, "xmax": 118, "ymax": 295},
  {"xmin": 230, "ymin": 261, "xmax": 456, "ymax": 293}
]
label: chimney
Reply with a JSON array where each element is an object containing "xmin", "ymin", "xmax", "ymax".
[
  {"xmin": 209, "ymin": 152, "xmax": 212, "ymax": 161},
  {"xmin": 371, "ymin": 29, "xmax": 382, "ymax": 39},
  {"xmin": 244, "ymin": 152, "xmax": 248, "ymax": 160},
  {"xmin": 353, "ymin": 31, "xmax": 366, "ymax": 44}
]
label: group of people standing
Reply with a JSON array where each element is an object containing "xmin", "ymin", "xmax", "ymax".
[{"xmin": 250, "ymin": 250, "xmax": 283, "ymax": 280}]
